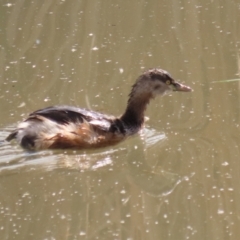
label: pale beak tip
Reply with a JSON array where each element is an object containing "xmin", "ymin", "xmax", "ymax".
[{"xmin": 175, "ymin": 83, "xmax": 193, "ymax": 92}]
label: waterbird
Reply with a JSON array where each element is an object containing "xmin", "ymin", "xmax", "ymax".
[{"xmin": 6, "ymin": 68, "xmax": 192, "ymax": 151}]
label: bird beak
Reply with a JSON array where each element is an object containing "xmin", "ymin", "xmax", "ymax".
[{"xmin": 173, "ymin": 82, "xmax": 192, "ymax": 92}]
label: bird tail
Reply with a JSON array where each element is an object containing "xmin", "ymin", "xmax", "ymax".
[{"xmin": 6, "ymin": 130, "xmax": 18, "ymax": 142}]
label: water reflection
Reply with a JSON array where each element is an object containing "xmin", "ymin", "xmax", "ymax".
[{"xmin": 0, "ymin": 125, "xmax": 185, "ymax": 196}]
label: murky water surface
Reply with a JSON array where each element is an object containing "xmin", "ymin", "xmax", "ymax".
[{"xmin": 1, "ymin": 1, "xmax": 240, "ymax": 239}]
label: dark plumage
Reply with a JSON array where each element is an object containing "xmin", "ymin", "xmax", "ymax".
[{"xmin": 6, "ymin": 68, "xmax": 192, "ymax": 151}]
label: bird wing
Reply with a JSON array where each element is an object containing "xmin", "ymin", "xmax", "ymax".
[{"xmin": 29, "ymin": 105, "xmax": 113, "ymax": 131}]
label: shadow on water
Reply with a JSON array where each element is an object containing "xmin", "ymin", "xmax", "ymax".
[{"xmin": 0, "ymin": 125, "xmax": 187, "ymax": 198}]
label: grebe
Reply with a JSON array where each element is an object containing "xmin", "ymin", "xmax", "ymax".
[{"xmin": 6, "ymin": 68, "xmax": 192, "ymax": 151}]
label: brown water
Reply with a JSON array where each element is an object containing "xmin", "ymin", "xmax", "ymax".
[{"xmin": 1, "ymin": 1, "xmax": 240, "ymax": 239}]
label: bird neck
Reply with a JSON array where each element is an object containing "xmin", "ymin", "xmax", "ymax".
[{"xmin": 120, "ymin": 92, "xmax": 152, "ymax": 132}]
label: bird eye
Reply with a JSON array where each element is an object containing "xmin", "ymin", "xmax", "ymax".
[{"xmin": 166, "ymin": 80, "xmax": 171, "ymax": 85}]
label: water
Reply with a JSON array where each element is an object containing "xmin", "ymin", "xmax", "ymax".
[{"xmin": 1, "ymin": 0, "xmax": 240, "ymax": 239}]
